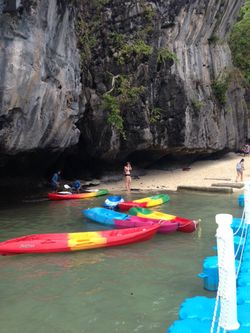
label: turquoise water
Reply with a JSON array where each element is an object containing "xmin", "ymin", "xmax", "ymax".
[{"xmin": 0, "ymin": 191, "xmax": 242, "ymax": 333}]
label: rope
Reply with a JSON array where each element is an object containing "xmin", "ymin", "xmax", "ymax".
[
  {"xmin": 234, "ymin": 212, "xmax": 246, "ymax": 260},
  {"xmin": 236, "ymin": 223, "xmax": 249, "ymax": 278},
  {"xmin": 231, "ymin": 207, "xmax": 248, "ymax": 276},
  {"xmin": 233, "ymin": 208, "xmax": 245, "ymax": 236},
  {"xmin": 210, "ymin": 288, "xmax": 220, "ymax": 333},
  {"xmin": 232, "ymin": 209, "xmax": 247, "ymax": 276}
]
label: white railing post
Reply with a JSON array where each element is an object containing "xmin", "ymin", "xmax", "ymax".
[
  {"xmin": 244, "ymin": 181, "xmax": 250, "ymax": 225},
  {"xmin": 215, "ymin": 213, "xmax": 240, "ymax": 331}
]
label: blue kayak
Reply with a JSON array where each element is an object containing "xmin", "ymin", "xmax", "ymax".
[
  {"xmin": 83, "ymin": 207, "xmax": 180, "ymax": 234},
  {"xmin": 83, "ymin": 207, "xmax": 129, "ymax": 225}
]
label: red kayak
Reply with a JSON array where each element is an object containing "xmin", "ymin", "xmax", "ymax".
[
  {"xmin": 48, "ymin": 189, "xmax": 108, "ymax": 200},
  {"xmin": 118, "ymin": 194, "xmax": 170, "ymax": 211},
  {"xmin": 114, "ymin": 216, "xmax": 178, "ymax": 234},
  {"xmin": 0, "ymin": 225, "xmax": 159, "ymax": 255}
]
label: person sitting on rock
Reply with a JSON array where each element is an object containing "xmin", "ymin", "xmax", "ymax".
[{"xmin": 241, "ymin": 144, "xmax": 250, "ymax": 156}]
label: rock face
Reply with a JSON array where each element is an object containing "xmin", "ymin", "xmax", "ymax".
[
  {"xmin": 0, "ymin": 0, "xmax": 81, "ymax": 154},
  {"xmin": 79, "ymin": 0, "xmax": 247, "ymax": 163},
  {"xmin": 0, "ymin": 0, "xmax": 247, "ymax": 176}
]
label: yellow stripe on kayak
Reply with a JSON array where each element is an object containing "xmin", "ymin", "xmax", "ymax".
[
  {"xmin": 136, "ymin": 211, "xmax": 176, "ymax": 220},
  {"xmin": 146, "ymin": 199, "xmax": 164, "ymax": 207},
  {"xmin": 134, "ymin": 197, "xmax": 151, "ymax": 203},
  {"xmin": 133, "ymin": 197, "xmax": 164, "ymax": 206},
  {"xmin": 68, "ymin": 232, "xmax": 107, "ymax": 251},
  {"xmin": 77, "ymin": 193, "xmax": 98, "ymax": 198},
  {"xmin": 133, "ymin": 195, "xmax": 168, "ymax": 206}
]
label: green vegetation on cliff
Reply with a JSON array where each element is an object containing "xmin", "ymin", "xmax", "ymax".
[
  {"xmin": 103, "ymin": 75, "xmax": 145, "ymax": 137},
  {"xmin": 75, "ymin": 17, "xmax": 97, "ymax": 64},
  {"xmin": 117, "ymin": 40, "xmax": 153, "ymax": 65},
  {"xmin": 103, "ymin": 94, "xmax": 125, "ymax": 137},
  {"xmin": 211, "ymin": 73, "xmax": 230, "ymax": 106},
  {"xmin": 230, "ymin": 0, "xmax": 250, "ymax": 84},
  {"xmin": 74, "ymin": 0, "xmax": 176, "ymax": 135},
  {"xmin": 149, "ymin": 107, "xmax": 163, "ymax": 123},
  {"xmin": 157, "ymin": 47, "xmax": 178, "ymax": 64},
  {"xmin": 191, "ymin": 99, "xmax": 204, "ymax": 110}
]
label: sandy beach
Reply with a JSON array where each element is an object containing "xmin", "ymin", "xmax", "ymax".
[{"xmin": 101, "ymin": 152, "xmax": 248, "ymax": 193}]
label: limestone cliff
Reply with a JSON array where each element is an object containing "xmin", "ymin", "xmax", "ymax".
[
  {"xmin": 0, "ymin": 0, "xmax": 247, "ymax": 176},
  {"xmin": 0, "ymin": 0, "xmax": 81, "ymax": 154},
  {"xmin": 78, "ymin": 0, "xmax": 247, "ymax": 163}
]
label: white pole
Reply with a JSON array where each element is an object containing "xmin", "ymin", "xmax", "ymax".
[
  {"xmin": 244, "ymin": 181, "xmax": 250, "ymax": 225},
  {"xmin": 215, "ymin": 213, "xmax": 240, "ymax": 331}
]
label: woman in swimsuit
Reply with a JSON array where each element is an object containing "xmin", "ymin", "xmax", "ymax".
[
  {"xmin": 236, "ymin": 159, "xmax": 245, "ymax": 182},
  {"xmin": 124, "ymin": 162, "xmax": 132, "ymax": 191}
]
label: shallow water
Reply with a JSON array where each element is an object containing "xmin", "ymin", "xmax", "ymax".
[{"xmin": 0, "ymin": 191, "xmax": 242, "ymax": 333}]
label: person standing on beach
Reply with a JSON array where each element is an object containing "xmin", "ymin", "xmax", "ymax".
[
  {"xmin": 124, "ymin": 162, "xmax": 132, "ymax": 191},
  {"xmin": 236, "ymin": 159, "xmax": 245, "ymax": 182},
  {"xmin": 51, "ymin": 170, "xmax": 61, "ymax": 192}
]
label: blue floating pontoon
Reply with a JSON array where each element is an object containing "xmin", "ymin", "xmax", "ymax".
[
  {"xmin": 198, "ymin": 256, "xmax": 239, "ymax": 291},
  {"xmin": 198, "ymin": 256, "xmax": 219, "ymax": 291},
  {"xmin": 168, "ymin": 318, "xmax": 215, "ymax": 333},
  {"xmin": 167, "ymin": 186, "xmax": 250, "ymax": 333},
  {"xmin": 179, "ymin": 296, "xmax": 216, "ymax": 320},
  {"xmin": 168, "ymin": 317, "xmax": 250, "ymax": 333},
  {"xmin": 239, "ymin": 261, "xmax": 250, "ymax": 273},
  {"xmin": 238, "ymin": 272, "xmax": 250, "ymax": 287},
  {"xmin": 237, "ymin": 286, "xmax": 250, "ymax": 304}
]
